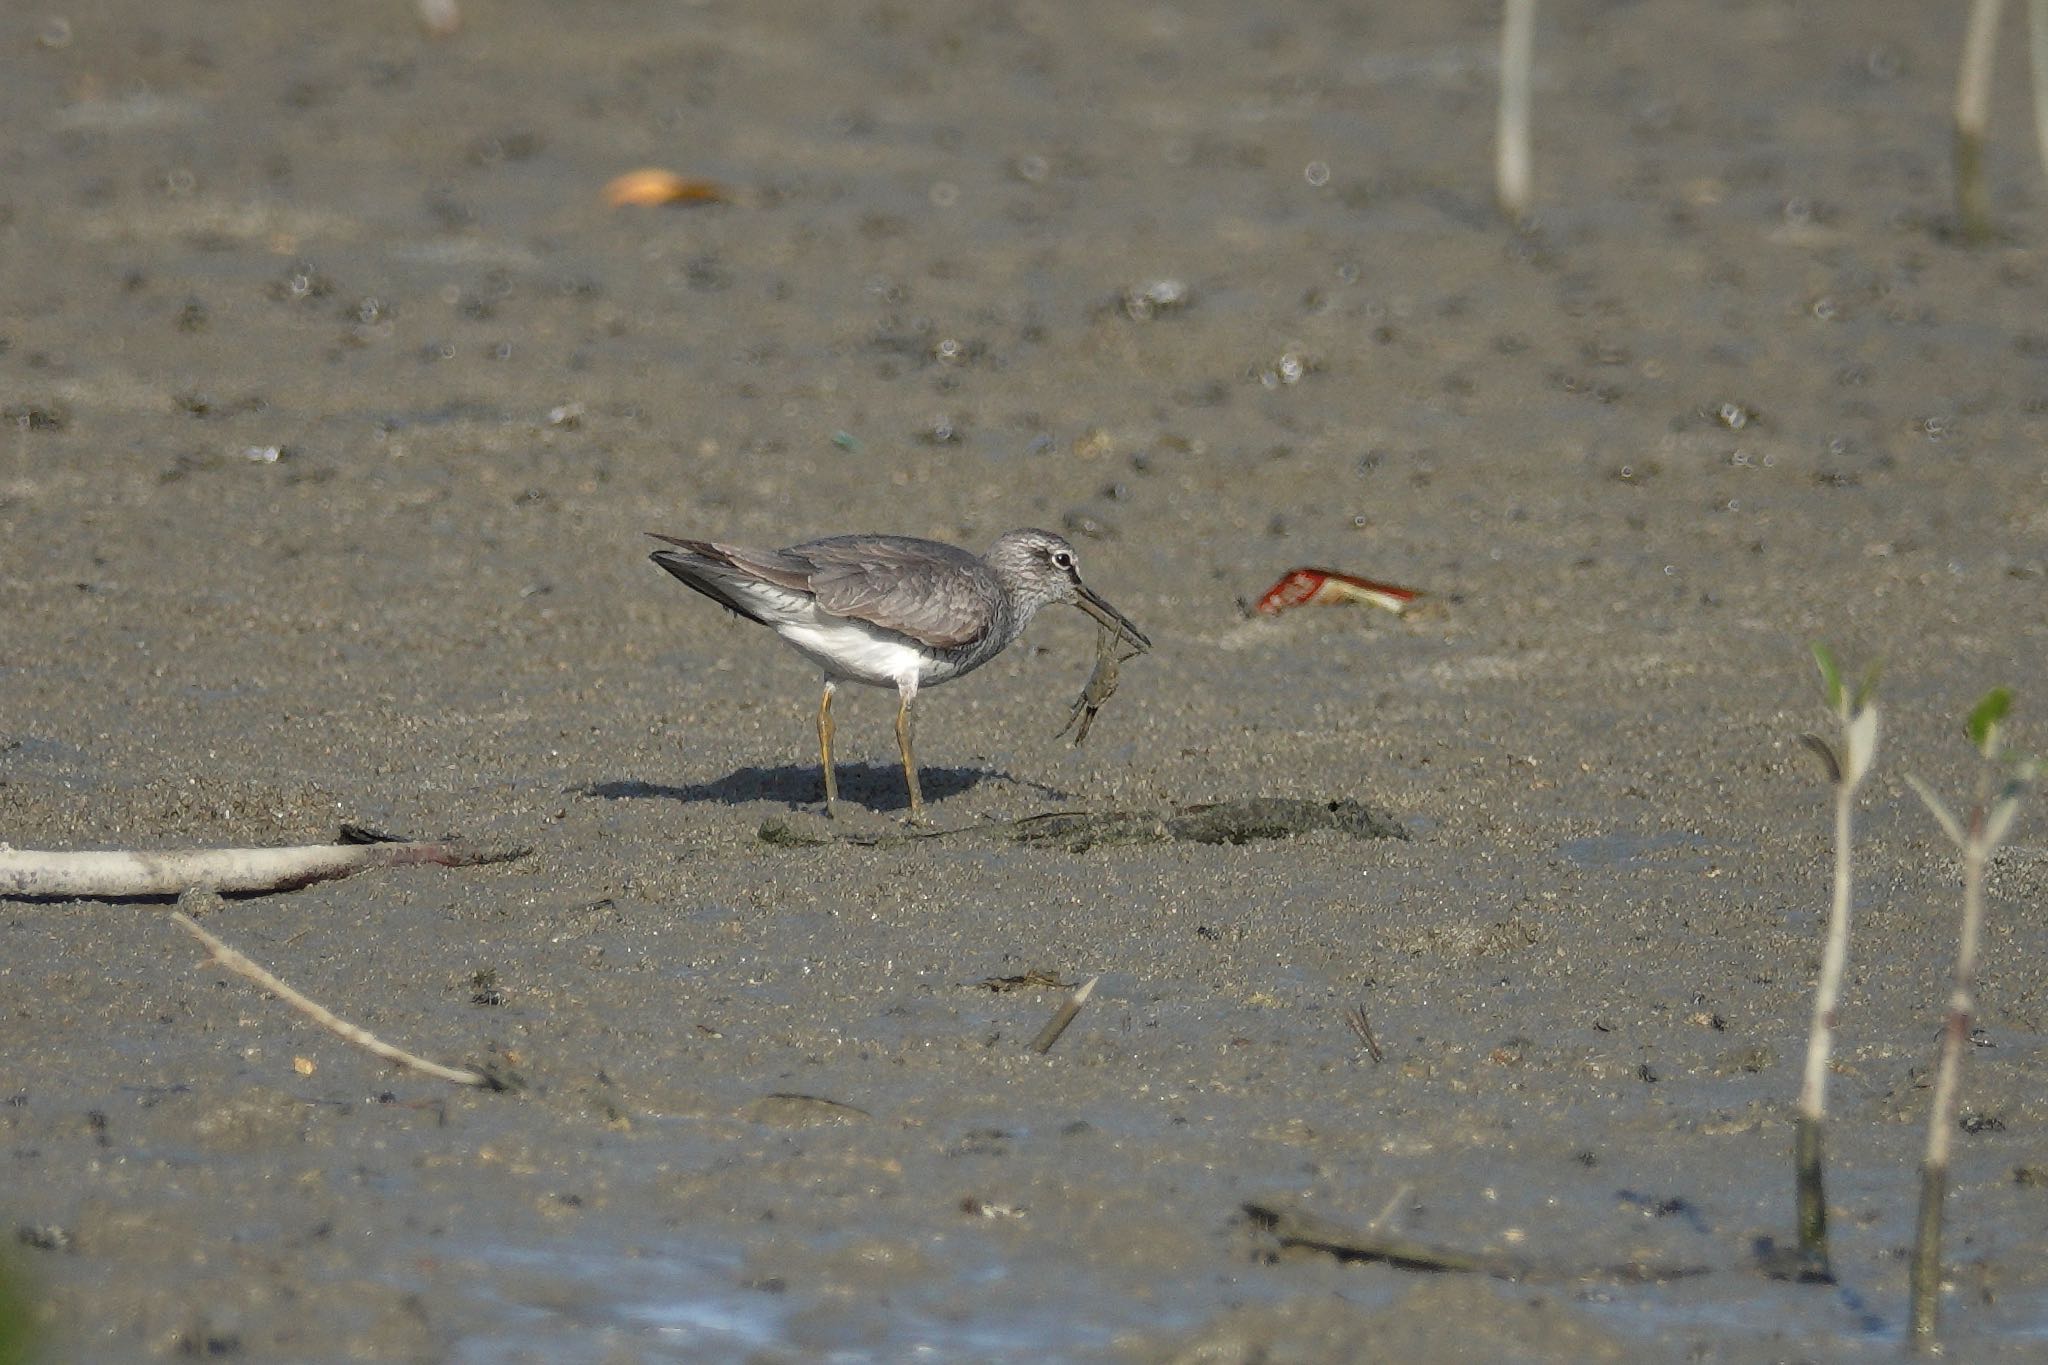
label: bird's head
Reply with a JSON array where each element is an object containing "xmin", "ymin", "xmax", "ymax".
[{"xmin": 987, "ymin": 528, "xmax": 1150, "ymax": 651}]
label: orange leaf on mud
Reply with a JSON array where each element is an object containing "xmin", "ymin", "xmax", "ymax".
[{"xmin": 603, "ymin": 168, "xmax": 731, "ymax": 208}]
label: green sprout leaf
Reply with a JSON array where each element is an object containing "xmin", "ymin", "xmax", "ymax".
[
  {"xmin": 1812, "ymin": 643, "xmax": 1845, "ymax": 713},
  {"xmin": 1967, "ymin": 687, "xmax": 2012, "ymax": 758},
  {"xmin": 1853, "ymin": 661, "xmax": 1881, "ymax": 712}
]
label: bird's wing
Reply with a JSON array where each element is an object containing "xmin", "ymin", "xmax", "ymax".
[
  {"xmin": 645, "ymin": 532, "xmax": 819, "ymax": 626},
  {"xmin": 646, "ymin": 533, "xmax": 816, "ymax": 590},
  {"xmin": 794, "ymin": 535, "xmax": 999, "ymax": 649}
]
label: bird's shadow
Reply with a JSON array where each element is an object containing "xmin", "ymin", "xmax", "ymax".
[{"xmin": 576, "ymin": 762, "xmax": 1062, "ymax": 814}]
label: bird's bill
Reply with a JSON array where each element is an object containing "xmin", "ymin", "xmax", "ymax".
[{"xmin": 1074, "ymin": 584, "xmax": 1152, "ymax": 653}]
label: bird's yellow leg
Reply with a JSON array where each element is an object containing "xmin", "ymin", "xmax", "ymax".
[
  {"xmin": 817, "ymin": 681, "xmax": 839, "ymax": 818},
  {"xmin": 895, "ymin": 691, "xmax": 927, "ymax": 824}
]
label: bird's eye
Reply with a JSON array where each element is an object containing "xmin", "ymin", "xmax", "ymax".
[{"xmin": 1052, "ymin": 550, "xmax": 1075, "ymax": 570}]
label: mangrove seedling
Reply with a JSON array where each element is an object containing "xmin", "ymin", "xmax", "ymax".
[
  {"xmin": 1496, "ymin": 0, "xmax": 1536, "ymax": 221},
  {"xmin": 1904, "ymin": 687, "xmax": 2033, "ymax": 1348},
  {"xmin": 1790, "ymin": 643, "xmax": 1879, "ymax": 1282},
  {"xmin": 1952, "ymin": 0, "xmax": 2048, "ymax": 241},
  {"xmin": 1955, "ymin": 0, "xmax": 2005, "ymax": 241}
]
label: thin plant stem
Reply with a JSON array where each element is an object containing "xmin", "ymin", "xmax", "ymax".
[
  {"xmin": 1496, "ymin": 0, "xmax": 1535, "ymax": 221},
  {"xmin": 1903, "ymin": 688, "xmax": 2025, "ymax": 1346},
  {"xmin": 1792, "ymin": 778, "xmax": 1856, "ymax": 1276},
  {"xmin": 2029, "ymin": 0, "xmax": 2048, "ymax": 182},
  {"xmin": 1789, "ymin": 645, "xmax": 1873, "ymax": 1283},
  {"xmin": 1908, "ymin": 827, "xmax": 1990, "ymax": 1346},
  {"xmin": 1956, "ymin": 0, "xmax": 2007, "ymax": 241}
]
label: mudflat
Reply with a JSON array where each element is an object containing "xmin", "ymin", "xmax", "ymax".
[{"xmin": 4, "ymin": 2, "xmax": 2046, "ymax": 1359}]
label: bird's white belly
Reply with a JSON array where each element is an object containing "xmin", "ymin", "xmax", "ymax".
[
  {"xmin": 719, "ymin": 578, "xmax": 959, "ymax": 691},
  {"xmin": 778, "ymin": 618, "xmax": 939, "ymax": 689}
]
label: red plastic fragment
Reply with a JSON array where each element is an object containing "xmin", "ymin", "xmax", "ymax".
[{"xmin": 1255, "ymin": 568, "xmax": 1421, "ymax": 617}]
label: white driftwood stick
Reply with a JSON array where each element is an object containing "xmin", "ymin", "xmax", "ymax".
[
  {"xmin": 0, "ymin": 837, "xmax": 528, "ymax": 899},
  {"xmin": 170, "ymin": 901, "xmax": 492, "ymax": 1087}
]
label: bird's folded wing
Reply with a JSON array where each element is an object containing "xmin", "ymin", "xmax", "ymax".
[
  {"xmin": 799, "ymin": 538, "xmax": 999, "ymax": 648},
  {"xmin": 696, "ymin": 542, "xmax": 822, "ymax": 593}
]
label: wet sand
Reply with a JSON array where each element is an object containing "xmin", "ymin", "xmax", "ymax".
[{"xmin": 5, "ymin": 1, "xmax": 2048, "ymax": 1359}]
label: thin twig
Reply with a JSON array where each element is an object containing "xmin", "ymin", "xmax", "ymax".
[
  {"xmin": 170, "ymin": 899, "xmax": 500, "ymax": 1088},
  {"xmin": 1245, "ymin": 1199, "xmax": 1708, "ymax": 1284},
  {"xmin": 1367, "ymin": 1183, "xmax": 1413, "ymax": 1233},
  {"xmin": 1345, "ymin": 1004, "xmax": 1384, "ymax": 1063}
]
